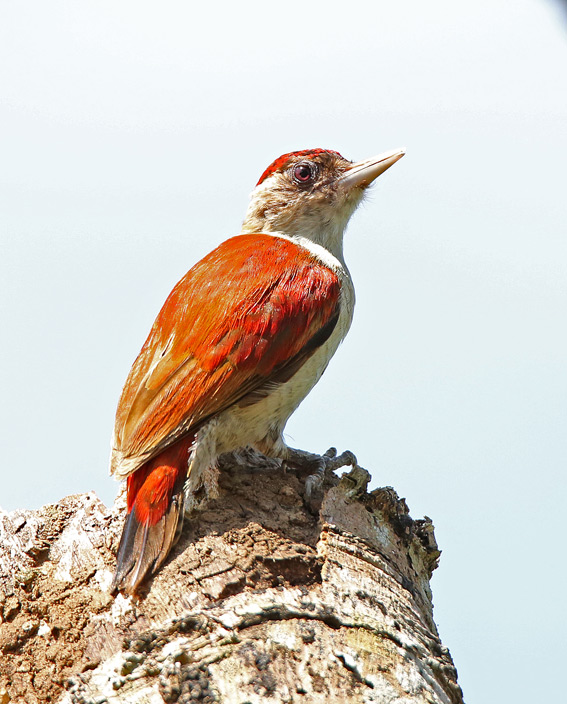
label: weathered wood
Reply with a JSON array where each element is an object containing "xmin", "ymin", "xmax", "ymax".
[{"xmin": 0, "ymin": 454, "xmax": 463, "ymax": 703}]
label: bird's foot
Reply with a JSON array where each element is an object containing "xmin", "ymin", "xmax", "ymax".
[
  {"xmin": 284, "ymin": 446, "xmax": 358, "ymax": 512},
  {"xmin": 218, "ymin": 447, "xmax": 283, "ymax": 472}
]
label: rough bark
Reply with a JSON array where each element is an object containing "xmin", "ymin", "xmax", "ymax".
[{"xmin": 0, "ymin": 453, "xmax": 464, "ymax": 704}]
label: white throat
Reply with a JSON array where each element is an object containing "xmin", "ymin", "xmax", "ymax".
[{"xmin": 241, "ymin": 179, "xmax": 365, "ymax": 267}]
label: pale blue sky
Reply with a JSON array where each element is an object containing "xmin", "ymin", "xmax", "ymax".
[{"xmin": 1, "ymin": 1, "xmax": 566, "ymax": 701}]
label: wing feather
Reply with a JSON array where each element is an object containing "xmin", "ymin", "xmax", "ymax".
[{"xmin": 111, "ymin": 234, "xmax": 341, "ymax": 476}]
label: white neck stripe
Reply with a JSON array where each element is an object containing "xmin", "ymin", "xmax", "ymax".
[{"xmin": 261, "ymin": 232, "xmax": 344, "ymax": 273}]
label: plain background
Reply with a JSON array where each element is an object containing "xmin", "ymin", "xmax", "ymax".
[{"xmin": 1, "ymin": 1, "xmax": 566, "ymax": 701}]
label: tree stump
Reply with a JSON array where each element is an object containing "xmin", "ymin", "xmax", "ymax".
[{"xmin": 0, "ymin": 453, "xmax": 464, "ymax": 703}]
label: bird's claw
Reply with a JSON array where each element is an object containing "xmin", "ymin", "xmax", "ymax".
[
  {"xmin": 304, "ymin": 447, "xmax": 358, "ymax": 509},
  {"xmin": 281, "ymin": 446, "xmax": 358, "ymax": 511}
]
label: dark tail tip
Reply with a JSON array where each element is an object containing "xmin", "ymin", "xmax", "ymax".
[{"xmin": 111, "ymin": 489, "xmax": 185, "ymax": 596}]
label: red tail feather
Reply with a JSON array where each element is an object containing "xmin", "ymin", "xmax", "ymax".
[
  {"xmin": 112, "ymin": 434, "xmax": 194, "ymax": 594},
  {"xmin": 134, "ymin": 465, "xmax": 179, "ymax": 525},
  {"xmin": 126, "ymin": 466, "xmax": 151, "ymax": 512}
]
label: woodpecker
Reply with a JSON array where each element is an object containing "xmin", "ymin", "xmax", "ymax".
[{"xmin": 110, "ymin": 146, "xmax": 405, "ymax": 595}]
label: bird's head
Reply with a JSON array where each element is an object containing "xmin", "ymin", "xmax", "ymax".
[{"xmin": 242, "ymin": 147, "xmax": 405, "ymax": 259}]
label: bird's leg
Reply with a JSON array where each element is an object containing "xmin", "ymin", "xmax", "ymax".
[{"xmin": 283, "ymin": 446, "xmax": 358, "ymax": 506}]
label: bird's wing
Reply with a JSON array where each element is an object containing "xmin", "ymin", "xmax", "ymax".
[{"xmin": 111, "ymin": 233, "xmax": 341, "ymax": 476}]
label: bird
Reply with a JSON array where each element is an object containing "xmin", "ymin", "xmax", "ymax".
[{"xmin": 110, "ymin": 146, "xmax": 405, "ymax": 595}]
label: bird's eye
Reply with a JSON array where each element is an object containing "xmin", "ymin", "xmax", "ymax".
[{"xmin": 292, "ymin": 162, "xmax": 315, "ymax": 184}]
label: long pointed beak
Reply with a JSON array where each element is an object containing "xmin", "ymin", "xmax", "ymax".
[{"xmin": 340, "ymin": 148, "xmax": 405, "ymax": 189}]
